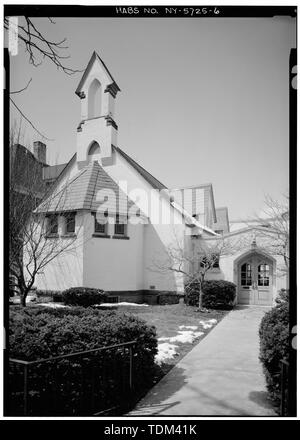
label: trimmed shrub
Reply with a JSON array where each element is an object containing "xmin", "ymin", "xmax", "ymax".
[
  {"xmin": 36, "ymin": 290, "xmax": 63, "ymax": 302},
  {"xmin": 62, "ymin": 287, "xmax": 108, "ymax": 306},
  {"xmin": 185, "ymin": 280, "xmax": 236, "ymax": 309},
  {"xmin": 157, "ymin": 293, "xmax": 180, "ymax": 305},
  {"xmin": 9, "ymin": 306, "xmax": 157, "ymax": 416},
  {"xmin": 259, "ymin": 302, "xmax": 289, "ymax": 406}
]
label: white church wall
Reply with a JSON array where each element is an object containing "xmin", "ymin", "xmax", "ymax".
[
  {"xmin": 33, "ymin": 211, "xmax": 85, "ymax": 291},
  {"xmin": 103, "ymin": 150, "xmax": 188, "ymax": 291},
  {"xmin": 82, "ymin": 213, "xmax": 145, "ymax": 291}
]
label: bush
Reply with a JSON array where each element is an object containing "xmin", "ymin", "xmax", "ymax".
[
  {"xmin": 62, "ymin": 287, "xmax": 108, "ymax": 306},
  {"xmin": 185, "ymin": 280, "xmax": 236, "ymax": 309},
  {"xmin": 36, "ymin": 290, "xmax": 63, "ymax": 302},
  {"xmin": 9, "ymin": 306, "xmax": 157, "ymax": 416},
  {"xmin": 275, "ymin": 289, "xmax": 289, "ymax": 305},
  {"xmin": 259, "ymin": 302, "xmax": 289, "ymax": 406},
  {"xmin": 157, "ymin": 293, "xmax": 180, "ymax": 305}
]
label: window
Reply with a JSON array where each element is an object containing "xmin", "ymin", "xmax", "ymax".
[
  {"xmin": 88, "ymin": 141, "xmax": 100, "ymax": 156},
  {"xmin": 94, "ymin": 212, "xmax": 108, "ymax": 235},
  {"xmin": 65, "ymin": 212, "xmax": 76, "ymax": 234},
  {"xmin": 88, "ymin": 79, "xmax": 102, "ymax": 118},
  {"xmin": 241, "ymin": 263, "xmax": 252, "ymax": 286},
  {"xmin": 114, "ymin": 215, "xmax": 127, "ymax": 236},
  {"xmin": 47, "ymin": 214, "xmax": 58, "ymax": 235},
  {"xmin": 258, "ymin": 263, "xmax": 270, "ymax": 286}
]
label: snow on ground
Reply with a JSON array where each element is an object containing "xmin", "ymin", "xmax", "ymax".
[
  {"xmin": 179, "ymin": 325, "xmax": 198, "ymax": 330},
  {"xmin": 37, "ymin": 303, "xmax": 69, "ymax": 308},
  {"xmin": 155, "ymin": 343, "xmax": 178, "ymax": 365},
  {"xmin": 199, "ymin": 318, "xmax": 218, "ymax": 329},
  {"xmin": 170, "ymin": 331, "xmax": 204, "ymax": 344},
  {"xmin": 10, "ymin": 296, "xmax": 37, "ymax": 304},
  {"xmin": 95, "ymin": 302, "xmax": 149, "ymax": 307}
]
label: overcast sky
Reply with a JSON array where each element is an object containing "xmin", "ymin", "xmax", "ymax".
[{"xmin": 9, "ymin": 16, "xmax": 295, "ymax": 219}]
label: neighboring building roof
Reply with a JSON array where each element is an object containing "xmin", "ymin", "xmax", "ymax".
[
  {"xmin": 75, "ymin": 51, "xmax": 121, "ymax": 97},
  {"xmin": 114, "ymin": 146, "xmax": 167, "ymax": 190},
  {"xmin": 10, "ymin": 144, "xmax": 46, "ymax": 196},
  {"xmin": 36, "ymin": 160, "xmax": 137, "ymax": 214},
  {"xmin": 170, "ymin": 183, "xmax": 217, "ymax": 223},
  {"xmin": 214, "ymin": 207, "xmax": 230, "ymax": 233},
  {"xmin": 170, "ymin": 200, "xmax": 218, "ymax": 236},
  {"xmin": 43, "ymin": 163, "xmax": 68, "ymax": 182}
]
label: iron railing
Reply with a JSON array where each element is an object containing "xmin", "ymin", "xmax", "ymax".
[
  {"xmin": 280, "ymin": 359, "xmax": 289, "ymax": 416},
  {"xmin": 8, "ymin": 340, "xmax": 136, "ymax": 417}
]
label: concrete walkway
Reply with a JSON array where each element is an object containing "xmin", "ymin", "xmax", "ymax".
[{"xmin": 128, "ymin": 306, "xmax": 277, "ymax": 416}]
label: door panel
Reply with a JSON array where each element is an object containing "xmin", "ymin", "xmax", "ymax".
[{"xmin": 238, "ymin": 256, "xmax": 273, "ymax": 305}]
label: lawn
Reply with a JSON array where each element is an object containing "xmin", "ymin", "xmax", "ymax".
[
  {"xmin": 102, "ymin": 302, "xmax": 228, "ymax": 376},
  {"xmin": 24, "ymin": 297, "xmax": 228, "ymax": 376}
]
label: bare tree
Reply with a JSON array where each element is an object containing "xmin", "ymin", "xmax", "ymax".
[
  {"xmin": 254, "ymin": 195, "xmax": 289, "ymax": 274},
  {"xmin": 4, "ymin": 16, "xmax": 81, "ymax": 75},
  {"xmin": 9, "ymin": 131, "xmax": 82, "ymax": 307},
  {"xmin": 153, "ymin": 232, "xmax": 238, "ymax": 310},
  {"xmin": 5, "ymin": 16, "xmax": 82, "ymax": 140}
]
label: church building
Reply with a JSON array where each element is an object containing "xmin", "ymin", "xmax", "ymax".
[{"xmin": 30, "ymin": 52, "xmax": 288, "ymax": 305}]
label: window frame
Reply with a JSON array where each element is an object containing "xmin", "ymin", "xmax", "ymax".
[
  {"xmin": 93, "ymin": 211, "xmax": 109, "ymax": 236},
  {"xmin": 46, "ymin": 214, "xmax": 58, "ymax": 237},
  {"xmin": 113, "ymin": 214, "xmax": 129, "ymax": 239},
  {"xmin": 64, "ymin": 212, "xmax": 76, "ymax": 235}
]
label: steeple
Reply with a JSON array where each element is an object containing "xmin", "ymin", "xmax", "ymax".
[{"xmin": 75, "ymin": 52, "xmax": 120, "ymax": 167}]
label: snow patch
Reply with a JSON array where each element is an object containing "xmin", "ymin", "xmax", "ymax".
[
  {"xmin": 179, "ymin": 325, "xmax": 198, "ymax": 330},
  {"xmin": 155, "ymin": 343, "xmax": 178, "ymax": 365},
  {"xmin": 10, "ymin": 296, "xmax": 36, "ymax": 304},
  {"xmin": 95, "ymin": 302, "xmax": 149, "ymax": 307},
  {"xmin": 38, "ymin": 303, "xmax": 68, "ymax": 308},
  {"xmin": 199, "ymin": 318, "xmax": 218, "ymax": 329},
  {"xmin": 170, "ymin": 331, "xmax": 204, "ymax": 344}
]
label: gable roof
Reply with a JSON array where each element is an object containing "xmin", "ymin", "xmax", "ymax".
[
  {"xmin": 114, "ymin": 146, "xmax": 167, "ymax": 190},
  {"xmin": 170, "ymin": 183, "xmax": 217, "ymax": 223},
  {"xmin": 36, "ymin": 160, "xmax": 137, "ymax": 215},
  {"xmin": 75, "ymin": 51, "xmax": 120, "ymax": 97}
]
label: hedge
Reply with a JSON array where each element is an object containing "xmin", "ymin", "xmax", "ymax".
[
  {"xmin": 62, "ymin": 287, "xmax": 108, "ymax": 306},
  {"xmin": 259, "ymin": 301, "xmax": 289, "ymax": 407},
  {"xmin": 157, "ymin": 293, "xmax": 180, "ymax": 305},
  {"xmin": 185, "ymin": 280, "xmax": 236, "ymax": 309},
  {"xmin": 8, "ymin": 306, "xmax": 158, "ymax": 416},
  {"xmin": 36, "ymin": 290, "xmax": 63, "ymax": 302}
]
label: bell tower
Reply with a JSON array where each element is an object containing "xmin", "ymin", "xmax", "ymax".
[{"xmin": 75, "ymin": 51, "xmax": 120, "ymax": 167}]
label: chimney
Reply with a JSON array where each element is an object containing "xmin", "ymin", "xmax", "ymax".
[{"xmin": 33, "ymin": 141, "xmax": 47, "ymax": 165}]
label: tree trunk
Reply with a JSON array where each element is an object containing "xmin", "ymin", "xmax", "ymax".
[
  {"xmin": 198, "ymin": 279, "xmax": 203, "ymax": 310},
  {"xmin": 20, "ymin": 292, "xmax": 27, "ymax": 307}
]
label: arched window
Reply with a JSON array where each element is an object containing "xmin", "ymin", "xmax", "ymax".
[
  {"xmin": 88, "ymin": 79, "xmax": 102, "ymax": 118},
  {"xmin": 241, "ymin": 262, "xmax": 252, "ymax": 286},
  {"xmin": 258, "ymin": 263, "xmax": 270, "ymax": 286},
  {"xmin": 88, "ymin": 141, "xmax": 100, "ymax": 156}
]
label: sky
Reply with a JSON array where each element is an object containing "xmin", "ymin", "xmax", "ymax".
[{"xmin": 8, "ymin": 15, "xmax": 295, "ymax": 219}]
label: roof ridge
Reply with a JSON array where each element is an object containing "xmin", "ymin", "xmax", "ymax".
[{"xmin": 114, "ymin": 146, "xmax": 166, "ymax": 190}]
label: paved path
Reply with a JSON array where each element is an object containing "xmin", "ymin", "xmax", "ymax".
[{"xmin": 128, "ymin": 306, "xmax": 277, "ymax": 416}]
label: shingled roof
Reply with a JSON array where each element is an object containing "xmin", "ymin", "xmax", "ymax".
[{"xmin": 36, "ymin": 160, "xmax": 136, "ymax": 215}]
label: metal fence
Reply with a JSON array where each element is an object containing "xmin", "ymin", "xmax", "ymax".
[
  {"xmin": 8, "ymin": 340, "xmax": 136, "ymax": 416},
  {"xmin": 280, "ymin": 359, "xmax": 289, "ymax": 416}
]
